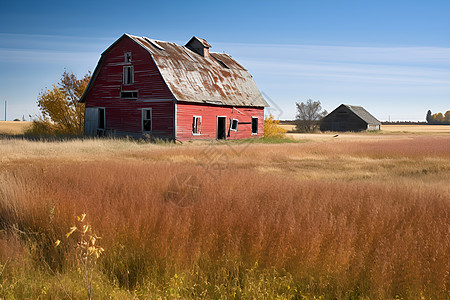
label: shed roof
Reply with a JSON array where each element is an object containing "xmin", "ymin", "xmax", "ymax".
[
  {"xmin": 342, "ymin": 104, "xmax": 381, "ymax": 125},
  {"xmin": 81, "ymin": 34, "xmax": 267, "ymax": 107}
]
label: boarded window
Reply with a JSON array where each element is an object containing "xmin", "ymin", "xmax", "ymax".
[
  {"xmin": 231, "ymin": 119, "xmax": 238, "ymax": 131},
  {"xmin": 143, "ymin": 109, "xmax": 152, "ymax": 132},
  {"xmin": 251, "ymin": 117, "xmax": 258, "ymax": 134},
  {"xmin": 98, "ymin": 108, "xmax": 105, "ymax": 129},
  {"xmin": 120, "ymin": 91, "xmax": 138, "ymax": 99},
  {"xmin": 123, "ymin": 66, "xmax": 134, "ymax": 85},
  {"xmin": 124, "ymin": 52, "xmax": 132, "ymax": 63},
  {"xmin": 192, "ymin": 116, "xmax": 201, "ymax": 135}
]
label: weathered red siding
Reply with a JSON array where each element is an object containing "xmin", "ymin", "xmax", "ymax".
[
  {"xmin": 84, "ymin": 36, "xmax": 175, "ymax": 137},
  {"xmin": 176, "ymin": 102, "xmax": 264, "ymax": 141},
  {"xmin": 83, "ymin": 35, "xmax": 266, "ymax": 140}
]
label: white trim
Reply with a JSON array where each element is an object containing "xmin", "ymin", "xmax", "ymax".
[
  {"xmin": 141, "ymin": 108, "xmax": 152, "ymax": 133},
  {"xmin": 192, "ymin": 115, "xmax": 202, "ymax": 135},
  {"xmin": 230, "ymin": 118, "xmax": 239, "ymax": 131},
  {"xmin": 251, "ymin": 117, "xmax": 258, "ymax": 135},
  {"xmin": 233, "ymin": 107, "xmax": 243, "ymax": 114}
]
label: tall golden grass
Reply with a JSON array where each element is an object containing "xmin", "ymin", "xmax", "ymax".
[{"xmin": 0, "ymin": 135, "xmax": 449, "ymax": 298}]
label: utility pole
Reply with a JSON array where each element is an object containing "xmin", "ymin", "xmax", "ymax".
[{"xmin": 4, "ymin": 101, "xmax": 6, "ymax": 121}]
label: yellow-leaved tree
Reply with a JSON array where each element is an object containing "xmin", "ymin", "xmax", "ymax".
[
  {"xmin": 27, "ymin": 71, "xmax": 90, "ymax": 135},
  {"xmin": 264, "ymin": 114, "xmax": 287, "ymax": 138}
]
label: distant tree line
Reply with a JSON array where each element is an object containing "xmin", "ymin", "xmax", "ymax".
[{"xmin": 426, "ymin": 110, "xmax": 450, "ymax": 125}]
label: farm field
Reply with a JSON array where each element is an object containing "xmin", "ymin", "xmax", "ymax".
[
  {"xmin": 0, "ymin": 125, "xmax": 449, "ymax": 298},
  {"xmin": 381, "ymin": 124, "xmax": 450, "ymax": 133},
  {"xmin": 280, "ymin": 123, "xmax": 450, "ymax": 135},
  {"xmin": 0, "ymin": 121, "xmax": 32, "ymax": 135}
]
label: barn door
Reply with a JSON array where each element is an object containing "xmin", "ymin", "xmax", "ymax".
[
  {"xmin": 85, "ymin": 107, "xmax": 99, "ymax": 136},
  {"xmin": 332, "ymin": 121, "xmax": 340, "ymax": 131},
  {"xmin": 85, "ymin": 107, "xmax": 105, "ymax": 136}
]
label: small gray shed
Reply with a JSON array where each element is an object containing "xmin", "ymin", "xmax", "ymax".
[{"xmin": 320, "ymin": 104, "xmax": 381, "ymax": 132}]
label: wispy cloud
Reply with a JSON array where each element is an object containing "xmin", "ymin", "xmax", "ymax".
[
  {"xmin": 213, "ymin": 42, "xmax": 450, "ymax": 120},
  {"xmin": 1, "ymin": 34, "xmax": 448, "ymax": 121},
  {"xmin": 0, "ymin": 33, "xmax": 110, "ymax": 64},
  {"xmin": 218, "ymin": 42, "xmax": 450, "ymax": 86},
  {"xmin": 0, "ymin": 32, "xmax": 113, "ymax": 50},
  {"xmin": 244, "ymin": 60, "xmax": 450, "ymax": 86},
  {"xmin": 218, "ymin": 42, "xmax": 450, "ymax": 66},
  {"xmin": 0, "ymin": 48, "xmax": 100, "ymax": 64}
]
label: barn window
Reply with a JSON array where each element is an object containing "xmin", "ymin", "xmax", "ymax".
[
  {"xmin": 120, "ymin": 91, "xmax": 138, "ymax": 99},
  {"xmin": 251, "ymin": 117, "xmax": 258, "ymax": 134},
  {"xmin": 192, "ymin": 116, "xmax": 201, "ymax": 135},
  {"xmin": 142, "ymin": 109, "xmax": 152, "ymax": 132},
  {"xmin": 123, "ymin": 66, "xmax": 134, "ymax": 85},
  {"xmin": 231, "ymin": 119, "xmax": 238, "ymax": 131},
  {"xmin": 124, "ymin": 52, "xmax": 132, "ymax": 63},
  {"xmin": 98, "ymin": 108, "xmax": 105, "ymax": 130}
]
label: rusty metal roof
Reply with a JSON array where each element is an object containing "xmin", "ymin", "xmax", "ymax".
[
  {"xmin": 186, "ymin": 36, "xmax": 211, "ymax": 48},
  {"xmin": 128, "ymin": 34, "xmax": 268, "ymax": 107}
]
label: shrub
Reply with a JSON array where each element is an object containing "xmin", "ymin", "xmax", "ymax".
[{"xmin": 264, "ymin": 115, "xmax": 286, "ymax": 138}]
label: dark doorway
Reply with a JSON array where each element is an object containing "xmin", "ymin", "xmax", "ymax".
[
  {"xmin": 98, "ymin": 108, "xmax": 105, "ymax": 129},
  {"xmin": 217, "ymin": 116, "xmax": 226, "ymax": 139}
]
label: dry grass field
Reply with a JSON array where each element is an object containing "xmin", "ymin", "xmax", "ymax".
[
  {"xmin": 381, "ymin": 124, "xmax": 450, "ymax": 133},
  {"xmin": 0, "ymin": 121, "xmax": 32, "ymax": 135},
  {"xmin": 280, "ymin": 124, "xmax": 450, "ymax": 134},
  {"xmin": 0, "ymin": 123, "xmax": 449, "ymax": 298}
]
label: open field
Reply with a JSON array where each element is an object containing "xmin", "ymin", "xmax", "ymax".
[
  {"xmin": 280, "ymin": 124, "xmax": 450, "ymax": 135},
  {"xmin": 0, "ymin": 121, "xmax": 32, "ymax": 135},
  {"xmin": 2, "ymin": 120, "xmax": 449, "ymax": 137},
  {"xmin": 0, "ymin": 132, "xmax": 449, "ymax": 298},
  {"xmin": 381, "ymin": 124, "xmax": 450, "ymax": 133}
]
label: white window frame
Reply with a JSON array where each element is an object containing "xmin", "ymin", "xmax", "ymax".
[
  {"xmin": 124, "ymin": 52, "xmax": 132, "ymax": 63},
  {"xmin": 230, "ymin": 119, "xmax": 239, "ymax": 131},
  {"xmin": 251, "ymin": 117, "xmax": 258, "ymax": 135},
  {"xmin": 123, "ymin": 66, "xmax": 134, "ymax": 85},
  {"xmin": 142, "ymin": 108, "xmax": 152, "ymax": 133},
  {"xmin": 192, "ymin": 116, "xmax": 202, "ymax": 135}
]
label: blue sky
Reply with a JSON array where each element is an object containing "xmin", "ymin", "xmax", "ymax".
[{"xmin": 0, "ymin": 0, "xmax": 449, "ymax": 121}]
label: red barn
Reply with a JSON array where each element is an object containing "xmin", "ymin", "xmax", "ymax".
[{"xmin": 79, "ymin": 34, "xmax": 268, "ymax": 141}]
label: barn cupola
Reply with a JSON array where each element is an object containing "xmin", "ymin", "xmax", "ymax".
[{"xmin": 185, "ymin": 36, "xmax": 211, "ymax": 58}]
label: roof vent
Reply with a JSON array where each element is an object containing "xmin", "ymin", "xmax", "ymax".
[
  {"xmin": 185, "ymin": 36, "xmax": 211, "ymax": 58},
  {"xmin": 144, "ymin": 37, "xmax": 165, "ymax": 51}
]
